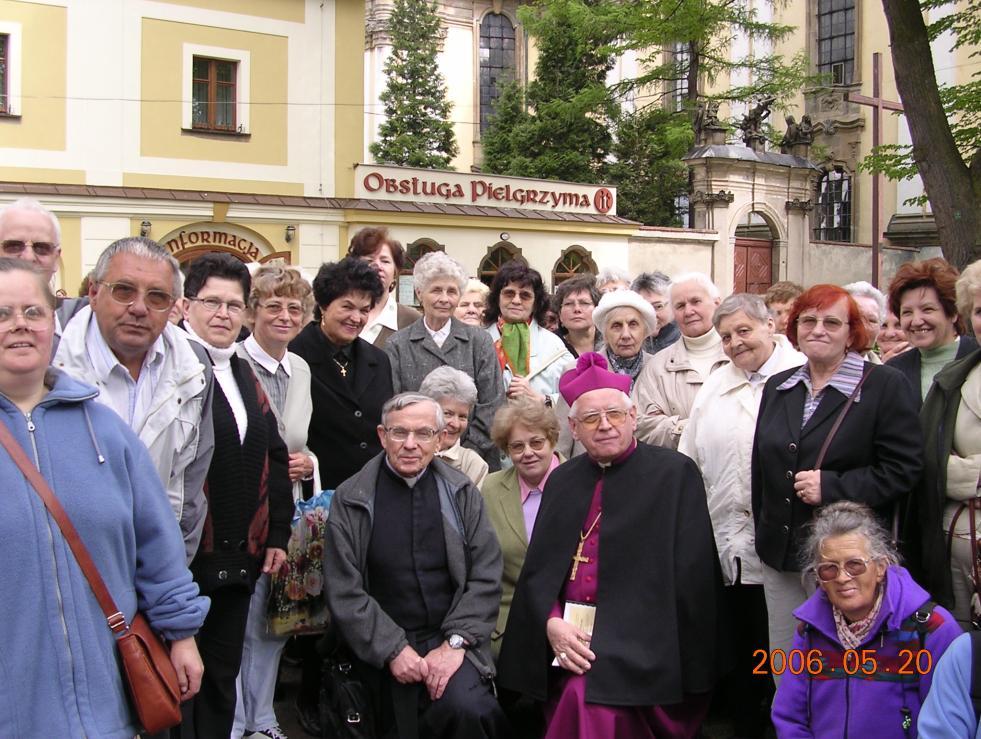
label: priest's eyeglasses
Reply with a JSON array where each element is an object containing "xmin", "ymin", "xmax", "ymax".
[
  {"xmin": 385, "ymin": 427, "xmax": 439, "ymax": 443},
  {"xmin": 575, "ymin": 408, "xmax": 628, "ymax": 429},
  {"xmin": 508, "ymin": 437, "xmax": 548, "ymax": 454},
  {"xmin": 815, "ymin": 557, "xmax": 872, "ymax": 582},
  {"xmin": 99, "ymin": 281, "xmax": 176, "ymax": 312}
]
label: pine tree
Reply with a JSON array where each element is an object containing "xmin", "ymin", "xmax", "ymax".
[
  {"xmin": 370, "ymin": 0, "xmax": 458, "ymax": 169},
  {"xmin": 480, "ymin": 0, "xmax": 619, "ymax": 183}
]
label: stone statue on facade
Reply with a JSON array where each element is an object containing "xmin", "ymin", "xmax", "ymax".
[
  {"xmin": 693, "ymin": 100, "xmax": 726, "ymax": 145},
  {"xmin": 780, "ymin": 113, "xmax": 815, "ymax": 156},
  {"xmin": 739, "ymin": 96, "xmax": 775, "ymax": 152}
]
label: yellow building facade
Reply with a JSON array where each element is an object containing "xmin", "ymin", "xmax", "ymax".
[{"xmin": 1, "ymin": 0, "xmax": 975, "ymax": 297}]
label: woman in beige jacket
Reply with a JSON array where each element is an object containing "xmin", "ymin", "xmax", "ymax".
[{"xmin": 634, "ymin": 272, "xmax": 729, "ymax": 449}]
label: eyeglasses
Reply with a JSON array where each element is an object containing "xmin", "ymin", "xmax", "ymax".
[
  {"xmin": 0, "ymin": 305, "xmax": 51, "ymax": 332},
  {"xmin": 501, "ymin": 288, "xmax": 535, "ymax": 302},
  {"xmin": 815, "ymin": 557, "xmax": 872, "ymax": 582},
  {"xmin": 797, "ymin": 315, "xmax": 845, "ymax": 332},
  {"xmin": 508, "ymin": 436, "xmax": 549, "ymax": 454},
  {"xmin": 258, "ymin": 301, "xmax": 305, "ymax": 318},
  {"xmin": 385, "ymin": 427, "xmax": 439, "ymax": 443},
  {"xmin": 189, "ymin": 297, "xmax": 246, "ymax": 316},
  {"xmin": 574, "ymin": 408, "xmax": 629, "ymax": 429},
  {"xmin": 1, "ymin": 240, "xmax": 59, "ymax": 258},
  {"xmin": 99, "ymin": 281, "xmax": 176, "ymax": 312}
]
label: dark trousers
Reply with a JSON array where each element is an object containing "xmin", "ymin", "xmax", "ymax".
[
  {"xmin": 369, "ymin": 634, "xmax": 509, "ymax": 739},
  {"xmin": 720, "ymin": 581, "xmax": 774, "ymax": 738},
  {"xmin": 176, "ymin": 586, "xmax": 252, "ymax": 739}
]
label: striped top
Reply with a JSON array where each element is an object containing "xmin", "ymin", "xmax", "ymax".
[{"xmin": 777, "ymin": 351, "xmax": 866, "ymax": 427}]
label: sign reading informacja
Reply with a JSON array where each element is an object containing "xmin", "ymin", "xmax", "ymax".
[{"xmin": 354, "ymin": 164, "xmax": 617, "ymax": 216}]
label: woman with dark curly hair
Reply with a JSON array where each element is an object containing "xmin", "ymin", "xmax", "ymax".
[
  {"xmin": 485, "ymin": 261, "xmax": 573, "ymax": 405},
  {"xmin": 287, "ymin": 257, "xmax": 395, "ymax": 729},
  {"xmin": 886, "ymin": 257, "xmax": 978, "ymax": 405}
]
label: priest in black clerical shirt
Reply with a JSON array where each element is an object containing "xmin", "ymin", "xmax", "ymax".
[
  {"xmin": 498, "ymin": 353, "xmax": 730, "ymax": 739},
  {"xmin": 324, "ymin": 392, "xmax": 508, "ymax": 739}
]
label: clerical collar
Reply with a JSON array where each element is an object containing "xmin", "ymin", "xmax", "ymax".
[
  {"xmin": 592, "ymin": 439, "xmax": 638, "ymax": 469},
  {"xmin": 383, "ymin": 457, "xmax": 429, "ymax": 488}
]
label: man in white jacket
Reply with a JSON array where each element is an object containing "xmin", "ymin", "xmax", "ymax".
[{"xmin": 54, "ymin": 237, "xmax": 214, "ymax": 561}]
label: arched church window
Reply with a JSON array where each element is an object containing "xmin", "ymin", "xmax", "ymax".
[
  {"xmin": 397, "ymin": 238, "xmax": 444, "ymax": 304},
  {"xmin": 479, "ymin": 242, "xmax": 524, "ymax": 286},
  {"xmin": 552, "ymin": 246, "xmax": 597, "ymax": 287},
  {"xmin": 814, "ymin": 168, "xmax": 852, "ymax": 242},
  {"xmin": 479, "ymin": 13, "xmax": 517, "ymax": 133}
]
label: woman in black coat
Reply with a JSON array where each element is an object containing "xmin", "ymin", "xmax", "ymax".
[
  {"xmin": 289, "ymin": 257, "xmax": 395, "ymax": 491},
  {"xmin": 287, "ymin": 257, "xmax": 395, "ymax": 730},
  {"xmin": 750, "ymin": 284, "xmax": 921, "ymax": 668}
]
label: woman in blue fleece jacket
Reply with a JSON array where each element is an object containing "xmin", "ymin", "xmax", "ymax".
[{"xmin": 0, "ymin": 259, "xmax": 209, "ymax": 737}]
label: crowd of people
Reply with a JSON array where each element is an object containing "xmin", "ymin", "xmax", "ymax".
[{"xmin": 2, "ymin": 194, "xmax": 981, "ymax": 739}]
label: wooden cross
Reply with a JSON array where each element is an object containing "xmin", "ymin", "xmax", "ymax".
[
  {"xmin": 844, "ymin": 52, "xmax": 904, "ymax": 288},
  {"xmin": 570, "ymin": 542, "xmax": 590, "ymax": 581}
]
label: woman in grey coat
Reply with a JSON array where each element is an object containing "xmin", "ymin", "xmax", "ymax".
[{"xmin": 385, "ymin": 252, "xmax": 504, "ymax": 468}]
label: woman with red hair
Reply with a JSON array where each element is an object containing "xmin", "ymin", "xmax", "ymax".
[
  {"xmin": 886, "ymin": 257, "xmax": 977, "ymax": 405},
  {"xmin": 751, "ymin": 284, "xmax": 922, "ymax": 666}
]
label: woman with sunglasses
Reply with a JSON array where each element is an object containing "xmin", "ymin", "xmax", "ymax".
[
  {"xmin": 480, "ymin": 399, "xmax": 562, "ymax": 660},
  {"xmin": 772, "ymin": 501, "xmax": 961, "ymax": 738},
  {"xmin": 752, "ymin": 284, "xmax": 922, "ymax": 666},
  {"xmin": 179, "ymin": 253, "xmax": 294, "ymax": 737}
]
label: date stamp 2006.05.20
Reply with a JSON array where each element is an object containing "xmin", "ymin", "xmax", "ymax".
[{"xmin": 751, "ymin": 648, "xmax": 934, "ymax": 677}]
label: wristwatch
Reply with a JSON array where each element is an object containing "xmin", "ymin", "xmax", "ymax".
[{"xmin": 447, "ymin": 634, "xmax": 467, "ymax": 649}]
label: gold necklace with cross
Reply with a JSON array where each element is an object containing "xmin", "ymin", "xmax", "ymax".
[
  {"xmin": 332, "ymin": 356, "xmax": 349, "ymax": 377},
  {"xmin": 570, "ymin": 510, "xmax": 602, "ymax": 581}
]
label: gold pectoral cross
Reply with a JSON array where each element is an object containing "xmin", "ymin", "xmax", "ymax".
[
  {"xmin": 570, "ymin": 541, "xmax": 590, "ymax": 581},
  {"xmin": 332, "ymin": 357, "xmax": 348, "ymax": 377}
]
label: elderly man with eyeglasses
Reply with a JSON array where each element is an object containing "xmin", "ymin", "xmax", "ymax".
[
  {"xmin": 54, "ymin": 237, "xmax": 215, "ymax": 561},
  {"xmin": 0, "ymin": 197, "xmax": 92, "ymax": 350},
  {"xmin": 324, "ymin": 392, "xmax": 509, "ymax": 739},
  {"xmin": 498, "ymin": 352, "xmax": 729, "ymax": 739}
]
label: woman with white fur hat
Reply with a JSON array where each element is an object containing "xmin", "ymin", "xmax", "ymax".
[{"xmin": 555, "ymin": 289, "xmax": 658, "ymax": 458}]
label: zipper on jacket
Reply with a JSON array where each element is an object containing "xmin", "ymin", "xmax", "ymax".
[
  {"xmin": 27, "ymin": 411, "xmax": 82, "ymax": 729},
  {"xmin": 843, "ymin": 674, "xmax": 850, "ymax": 739}
]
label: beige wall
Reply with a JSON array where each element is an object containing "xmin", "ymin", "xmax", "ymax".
[
  {"xmin": 140, "ymin": 18, "xmax": 289, "ymax": 165},
  {"xmin": 0, "ymin": 0, "xmax": 67, "ymax": 151},
  {"xmin": 162, "ymin": 0, "xmax": 305, "ymax": 24}
]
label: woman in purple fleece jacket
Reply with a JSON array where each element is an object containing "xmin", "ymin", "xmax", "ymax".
[{"xmin": 772, "ymin": 502, "xmax": 962, "ymax": 738}]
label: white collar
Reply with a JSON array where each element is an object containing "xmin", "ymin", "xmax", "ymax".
[
  {"xmin": 242, "ymin": 334, "xmax": 292, "ymax": 377},
  {"xmin": 86, "ymin": 313, "xmax": 165, "ymax": 381},
  {"xmin": 424, "ymin": 316, "xmax": 452, "ymax": 344},
  {"xmin": 377, "ymin": 294, "xmax": 400, "ymax": 331}
]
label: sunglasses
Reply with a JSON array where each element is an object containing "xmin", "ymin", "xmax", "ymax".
[
  {"xmin": 816, "ymin": 557, "xmax": 872, "ymax": 582},
  {"xmin": 1, "ymin": 240, "xmax": 59, "ymax": 258}
]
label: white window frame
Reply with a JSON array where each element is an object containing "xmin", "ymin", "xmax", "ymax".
[
  {"xmin": 182, "ymin": 43, "xmax": 250, "ymax": 133},
  {"xmin": 0, "ymin": 21, "xmax": 23, "ymax": 116}
]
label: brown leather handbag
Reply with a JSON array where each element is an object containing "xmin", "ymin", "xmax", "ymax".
[{"xmin": 0, "ymin": 422, "xmax": 183, "ymax": 733}]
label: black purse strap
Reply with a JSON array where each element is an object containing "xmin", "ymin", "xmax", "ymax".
[{"xmin": 814, "ymin": 364, "xmax": 873, "ymax": 469}]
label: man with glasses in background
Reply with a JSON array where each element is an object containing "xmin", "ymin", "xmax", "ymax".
[
  {"xmin": 499, "ymin": 352, "xmax": 728, "ymax": 738},
  {"xmin": 0, "ymin": 197, "xmax": 88, "ymax": 350},
  {"xmin": 324, "ymin": 392, "xmax": 508, "ymax": 739},
  {"xmin": 54, "ymin": 237, "xmax": 215, "ymax": 561}
]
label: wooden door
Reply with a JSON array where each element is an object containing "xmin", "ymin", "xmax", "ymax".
[{"xmin": 733, "ymin": 237, "xmax": 773, "ymax": 294}]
